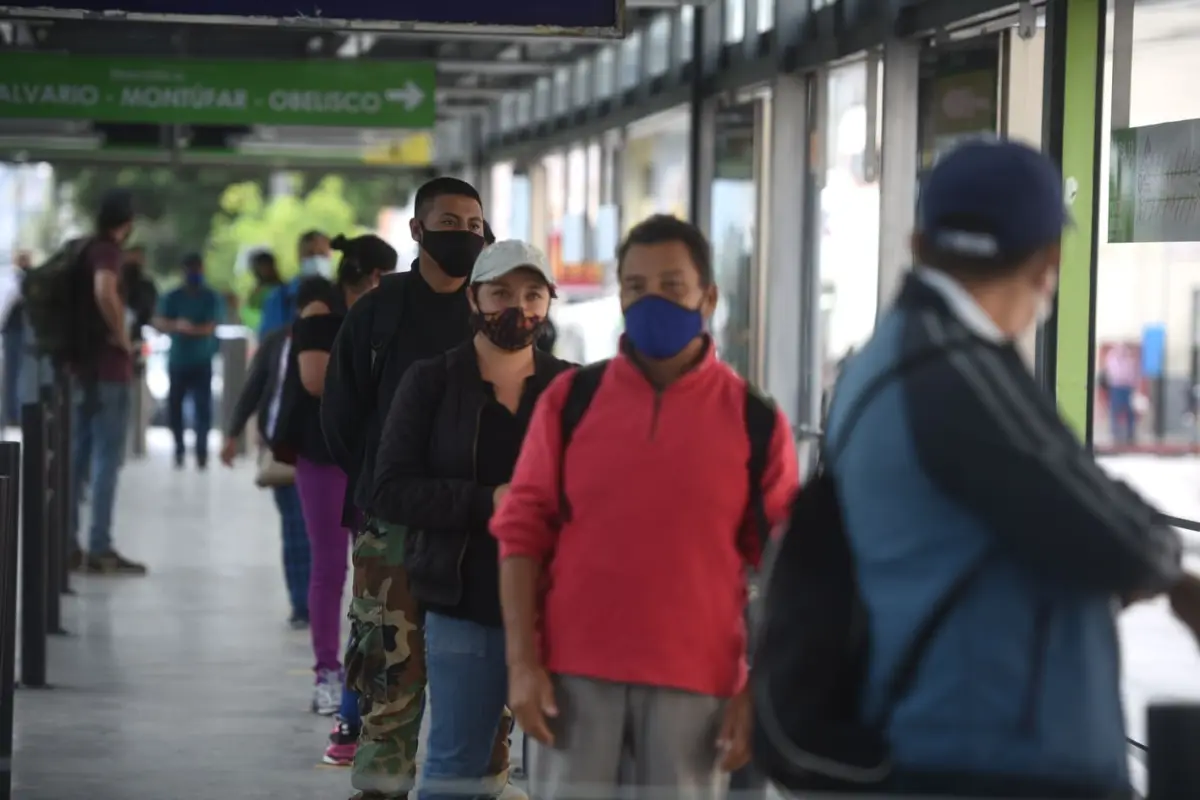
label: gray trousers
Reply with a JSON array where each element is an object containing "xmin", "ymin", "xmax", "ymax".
[{"xmin": 529, "ymin": 675, "xmax": 730, "ymax": 800}]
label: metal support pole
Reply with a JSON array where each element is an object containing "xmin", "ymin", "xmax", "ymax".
[
  {"xmin": 18, "ymin": 401, "xmax": 46, "ymax": 688},
  {"xmin": 54, "ymin": 374, "xmax": 72, "ymax": 596},
  {"xmin": 1148, "ymin": 703, "xmax": 1200, "ymax": 799},
  {"xmin": 0, "ymin": 471, "xmax": 15, "ymax": 800},
  {"xmin": 39, "ymin": 387, "xmax": 63, "ymax": 637}
]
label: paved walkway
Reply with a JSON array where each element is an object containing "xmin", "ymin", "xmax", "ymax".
[
  {"xmin": 8, "ymin": 433, "xmax": 1200, "ymax": 798},
  {"xmin": 12, "ymin": 431, "xmax": 367, "ymax": 800}
]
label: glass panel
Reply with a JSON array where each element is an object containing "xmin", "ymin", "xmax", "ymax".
[
  {"xmin": 724, "ymin": 0, "xmax": 746, "ymax": 43},
  {"xmin": 679, "ymin": 5, "xmax": 695, "ymax": 63},
  {"xmin": 553, "ymin": 67, "xmax": 571, "ymax": 115},
  {"xmin": 534, "ymin": 77, "xmax": 551, "ymax": 121},
  {"xmin": 647, "ymin": 13, "xmax": 671, "ymax": 76},
  {"xmin": 711, "ymin": 99, "xmax": 761, "ymax": 377},
  {"xmin": 621, "ymin": 30, "xmax": 643, "ymax": 89},
  {"xmin": 818, "ymin": 59, "xmax": 881, "ymax": 402},
  {"xmin": 596, "ymin": 47, "xmax": 615, "ymax": 98},
  {"xmin": 499, "ymin": 93, "xmax": 517, "ymax": 132},
  {"xmin": 757, "ymin": 0, "xmax": 775, "ymax": 32},
  {"xmin": 1095, "ymin": 0, "xmax": 1200, "ymax": 522},
  {"xmin": 574, "ymin": 60, "xmax": 591, "ymax": 108},
  {"xmin": 489, "ymin": 162, "xmax": 514, "ymax": 240},
  {"xmin": 516, "ymin": 91, "xmax": 532, "ymax": 126}
]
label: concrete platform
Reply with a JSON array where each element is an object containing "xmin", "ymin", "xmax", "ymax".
[{"xmin": 7, "ymin": 432, "xmax": 1200, "ymax": 799}]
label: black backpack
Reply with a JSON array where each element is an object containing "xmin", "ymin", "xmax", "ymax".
[
  {"xmin": 368, "ymin": 272, "xmax": 409, "ymax": 384},
  {"xmin": 556, "ymin": 360, "xmax": 778, "ymax": 545},
  {"xmin": 751, "ymin": 345, "xmax": 986, "ymax": 793},
  {"xmin": 22, "ymin": 237, "xmax": 109, "ymax": 372}
]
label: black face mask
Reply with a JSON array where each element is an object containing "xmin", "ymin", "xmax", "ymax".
[
  {"xmin": 419, "ymin": 228, "xmax": 485, "ymax": 279},
  {"xmin": 472, "ymin": 307, "xmax": 546, "ymax": 351}
]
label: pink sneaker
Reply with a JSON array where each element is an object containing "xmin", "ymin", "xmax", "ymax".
[{"xmin": 322, "ymin": 718, "xmax": 358, "ymax": 766}]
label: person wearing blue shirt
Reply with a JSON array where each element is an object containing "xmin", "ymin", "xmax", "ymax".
[
  {"xmin": 154, "ymin": 252, "xmax": 224, "ymax": 470},
  {"xmin": 258, "ymin": 230, "xmax": 332, "ymax": 339}
]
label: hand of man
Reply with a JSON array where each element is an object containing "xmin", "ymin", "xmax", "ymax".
[
  {"xmin": 716, "ymin": 685, "xmax": 753, "ymax": 772},
  {"xmin": 175, "ymin": 320, "xmax": 198, "ymax": 335},
  {"xmin": 508, "ymin": 660, "xmax": 557, "ymax": 746},
  {"xmin": 1169, "ymin": 574, "xmax": 1200, "ymax": 648},
  {"xmin": 220, "ymin": 437, "xmax": 238, "ymax": 468},
  {"xmin": 493, "ymin": 483, "xmax": 510, "ymax": 509}
]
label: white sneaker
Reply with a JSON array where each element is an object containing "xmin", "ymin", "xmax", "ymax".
[{"xmin": 311, "ymin": 669, "xmax": 342, "ymax": 716}]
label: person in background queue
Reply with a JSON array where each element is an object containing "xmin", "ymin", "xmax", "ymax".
[
  {"xmin": 2, "ymin": 250, "xmax": 31, "ymax": 427},
  {"xmin": 491, "ymin": 215, "xmax": 799, "ymax": 800},
  {"xmin": 243, "ymin": 248, "xmax": 284, "ymax": 333},
  {"xmin": 69, "ymin": 189, "xmax": 147, "ymax": 575},
  {"xmin": 154, "ymin": 253, "xmax": 224, "ymax": 470},
  {"xmin": 824, "ymin": 139, "xmax": 1200, "ymax": 797},
  {"xmin": 372, "ymin": 241, "xmax": 571, "ymax": 800},
  {"xmin": 220, "ymin": 284, "xmax": 311, "ymax": 631},
  {"xmin": 259, "ymin": 230, "xmax": 332, "ymax": 338},
  {"xmin": 285, "ymin": 234, "xmax": 397, "ymax": 764},
  {"xmin": 321, "ymin": 178, "xmax": 522, "ymax": 800}
]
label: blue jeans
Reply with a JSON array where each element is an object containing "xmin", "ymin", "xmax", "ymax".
[
  {"xmin": 3, "ymin": 326, "xmax": 23, "ymax": 426},
  {"xmin": 271, "ymin": 484, "xmax": 310, "ymax": 619},
  {"xmin": 71, "ymin": 381, "xmax": 132, "ymax": 555},
  {"xmin": 420, "ymin": 613, "xmax": 508, "ymax": 800},
  {"xmin": 168, "ymin": 362, "xmax": 213, "ymax": 464},
  {"xmin": 1109, "ymin": 385, "xmax": 1136, "ymax": 444}
]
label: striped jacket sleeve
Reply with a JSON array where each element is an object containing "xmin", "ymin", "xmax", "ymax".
[{"xmin": 906, "ymin": 331, "xmax": 1182, "ymax": 595}]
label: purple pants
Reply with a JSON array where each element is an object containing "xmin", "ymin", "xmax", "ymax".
[{"xmin": 294, "ymin": 457, "xmax": 351, "ymax": 675}]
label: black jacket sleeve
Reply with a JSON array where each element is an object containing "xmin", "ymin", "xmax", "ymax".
[
  {"xmin": 908, "ymin": 339, "xmax": 1182, "ymax": 595},
  {"xmin": 226, "ymin": 329, "xmax": 278, "ymax": 438},
  {"xmin": 320, "ymin": 292, "xmax": 377, "ymax": 475},
  {"xmin": 371, "ymin": 357, "xmax": 495, "ymax": 531}
]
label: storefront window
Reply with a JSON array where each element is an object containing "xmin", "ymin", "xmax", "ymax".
[
  {"xmin": 679, "ymin": 6, "xmax": 695, "ymax": 63},
  {"xmin": 489, "ymin": 162, "xmax": 514, "ymax": 241},
  {"xmin": 710, "ymin": 99, "xmax": 765, "ymax": 378},
  {"xmin": 818, "ymin": 60, "xmax": 882, "ymax": 397},
  {"xmin": 1095, "ymin": 0, "xmax": 1200, "ymax": 493},
  {"xmin": 620, "ymin": 107, "xmax": 691, "ymax": 226},
  {"xmin": 724, "ymin": 0, "xmax": 746, "ymax": 43},
  {"xmin": 648, "ymin": 14, "xmax": 671, "ymax": 76},
  {"xmin": 621, "ymin": 31, "xmax": 643, "ymax": 90}
]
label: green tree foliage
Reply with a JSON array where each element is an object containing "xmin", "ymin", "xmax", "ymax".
[{"xmin": 206, "ymin": 175, "xmax": 363, "ymax": 295}]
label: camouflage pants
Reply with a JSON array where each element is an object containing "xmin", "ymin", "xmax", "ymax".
[{"xmin": 346, "ymin": 518, "xmax": 513, "ymax": 799}]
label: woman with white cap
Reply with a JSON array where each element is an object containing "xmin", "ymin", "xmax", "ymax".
[{"xmin": 371, "ymin": 240, "xmax": 571, "ymax": 800}]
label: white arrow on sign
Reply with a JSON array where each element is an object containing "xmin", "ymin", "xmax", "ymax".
[{"xmin": 384, "ymin": 81, "xmax": 426, "ymax": 112}]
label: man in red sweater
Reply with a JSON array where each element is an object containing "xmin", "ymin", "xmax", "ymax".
[{"xmin": 491, "ymin": 215, "xmax": 799, "ymax": 800}]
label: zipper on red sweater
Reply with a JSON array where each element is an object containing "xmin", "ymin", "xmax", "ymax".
[{"xmin": 649, "ymin": 391, "xmax": 663, "ymax": 439}]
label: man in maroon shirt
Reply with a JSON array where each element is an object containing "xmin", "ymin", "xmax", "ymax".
[{"xmin": 68, "ymin": 189, "xmax": 147, "ymax": 575}]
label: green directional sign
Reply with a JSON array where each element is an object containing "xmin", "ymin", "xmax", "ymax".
[{"xmin": 0, "ymin": 53, "xmax": 436, "ymax": 128}]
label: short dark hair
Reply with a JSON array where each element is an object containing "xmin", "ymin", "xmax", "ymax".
[
  {"xmin": 96, "ymin": 189, "xmax": 134, "ymax": 234},
  {"xmin": 414, "ymin": 177, "xmax": 482, "ymax": 220},
  {"xmin": 617, "ymin": 215, "xmax": 713, "ymax": 287},
  {"xmin": 295, "ymin": 275, "xmax": 338, "ymax": 311},
  {"xmin": 181, "ymin": 252, "xmax": 203, "ymax": 270},
  {"xmin": 250, "ymin": 249, "xmax": 276, "ymax": 268}
]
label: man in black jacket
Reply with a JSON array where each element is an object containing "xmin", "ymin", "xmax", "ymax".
[{"xmin": 322, "ymin": 178, "xmax": 520, "ymax": 800}]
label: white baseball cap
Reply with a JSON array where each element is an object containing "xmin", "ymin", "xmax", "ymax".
[{"xmin": 470, "ymin": 240, "xmax": 555, "ymax": 287}]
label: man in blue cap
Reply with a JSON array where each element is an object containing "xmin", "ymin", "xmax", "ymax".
[{"xmin": 824, "ymin": 138, "xmax": 1200, "ymax": 797}]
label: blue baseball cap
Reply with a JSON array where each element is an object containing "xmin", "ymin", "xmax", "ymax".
[{"xmin": 918, "ymin": 138, "xmax": 1071, "ymax": 264}]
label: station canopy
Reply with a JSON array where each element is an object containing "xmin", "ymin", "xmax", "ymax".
[{"xmin": 0, "ymin": 0, "xmax": 658, "ymax": 169}]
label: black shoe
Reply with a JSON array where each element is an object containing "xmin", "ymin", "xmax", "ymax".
[
  {"xmin": 174, "ymin": 452, "xmax": 185, "ymax": 469},
  {"xmin": 196, "ymin": 459, "xmax": 208, "ymax": 472},
  {"xmin": 288, "ymin": 613, "xmax": 309, "ymax": 630},
  {"xmin": 84, "ymin": 549, "xmax": 148, "ymax": 576}
]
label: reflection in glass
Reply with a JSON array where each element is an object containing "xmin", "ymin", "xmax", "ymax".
[
  {"xmin": 648, "ymin": 14, "xmax": 671, "ymax": 76},
  {"xmin": 724, "ymin": 0, "xmax": 746, "ymax": 43},
  {"xmin": 621, "ymin": 31, "xmax": 643, "ymax": 89},
  {"xmin": 710, "ymin": 100, "xmax": 760, "ymax": 377},
  {"xmin": 819, "ymin": 60, "xmax": 881, "ymax": 398}
]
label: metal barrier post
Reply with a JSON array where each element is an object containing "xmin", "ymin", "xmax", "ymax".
[
  {"xmin": 221, "ymin": 335, "xmax": 249, "ymax": 457},
  {"xmin": 0, "ymin": 473, "xmax": 15, "ymax": 800},
  {"xmin": 53, "ymin": 375, "xmax": 72, "ymax": 597},
  {"xmin": 1148, "ymin": 703, "xmax": 1200, "ymax": 799},
  {"xmin": 39, "ymin": 388, "xmax": 64, "ymax": 637},
  {"xmin": 18, "ymin": 401, "xmax": 47, "ymax": 688}
]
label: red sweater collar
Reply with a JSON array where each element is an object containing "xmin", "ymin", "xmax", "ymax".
[{"xmin": 611, "ymin": 334, "xmax": 720, "ymax": 392}]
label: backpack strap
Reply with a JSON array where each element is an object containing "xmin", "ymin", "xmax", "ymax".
[
  {"xmin": 744, "ymin": 385, "xmax": 778, "ymax": 547},
  {"xmin": 368, "ymin": 274, "xmax": 408, "ymax": 383},
  {"xmin": 557, "ymin": 360, "xmax": 609, "ymax": 522}
]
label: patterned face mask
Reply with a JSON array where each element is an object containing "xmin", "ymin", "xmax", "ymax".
[{"xmin": 472, "ymin": 306, "xmax": 546, "ymax": 352}]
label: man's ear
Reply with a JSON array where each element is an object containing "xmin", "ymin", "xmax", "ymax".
[
  {"xmin": 701, "ymin": 283, "xmax": 720, "ymax": 319},
  {"xmin": 409, "ymin": 219, "xmax": 421, "ymax": 243}
]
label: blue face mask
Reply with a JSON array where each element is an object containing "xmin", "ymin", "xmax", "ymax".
[
  {"xmin": 184, "ymin": 271, "xmax": 204, "ymax": 288},
  {"xmin": 623, "ymin": 294, "xmax": 704, "ymax": 360},
  {"xmin": 300, "ymin": 255, "xmax": 333, "ymax": 277}
]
